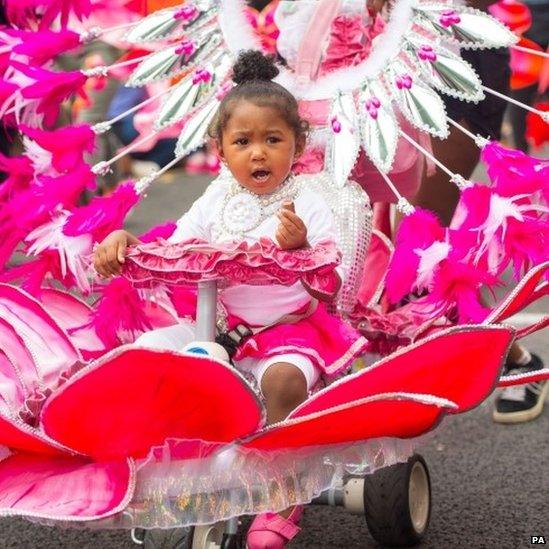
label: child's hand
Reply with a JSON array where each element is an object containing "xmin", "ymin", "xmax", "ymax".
[
  {"xmin": 276, "ymin": 202, "xmax": 308, "ymax": 250},
  {"xmin": 93, "ymin": 230, "xmax": 130, "ymax": 278}
]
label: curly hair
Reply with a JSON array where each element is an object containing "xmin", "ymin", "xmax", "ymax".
[{"xmin": 208, "ymin": 50, "xmax": 308, "ymax": 143}]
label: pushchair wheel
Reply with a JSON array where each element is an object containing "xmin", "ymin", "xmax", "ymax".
[
  {"xmin": 135, "ymin": 527, "xmax": 192, "ymax": 548},
  {"xmin": 363, "ymin": 454, "xmax": 431, "ymax": 547},
  {"xmin": 188, "ymin": 522, "xmax": 243, "ymax": 549}
]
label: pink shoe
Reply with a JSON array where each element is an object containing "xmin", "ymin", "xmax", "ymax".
[{"xmin": 246, "ymin": 506, "xmax": 303, "ymax": 549}]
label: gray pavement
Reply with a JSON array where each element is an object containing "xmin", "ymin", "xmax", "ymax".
[{"xmin": 1, "ymin": 171, "xmax": 547, "ymax": 548}]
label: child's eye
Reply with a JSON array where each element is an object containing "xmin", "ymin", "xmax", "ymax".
[
  {"xmin": 267, "ymin": 136, "xmax": 281, "ymax": 144},
  {"xmin": 234, "ymin": 138, "xmax": 248, "ymax": 145}
]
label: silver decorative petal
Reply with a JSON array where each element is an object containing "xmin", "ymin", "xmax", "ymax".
[
  {"xmin": 155, "ymin": 77, "xmax": 199, "ymax": 130},
  {"xmin": 124, "ymin": 8, "xmax": 182, "ymax": 43},
  {"xmin": 127, "ymin": 46, "xmax": 185, "ymax": 87},
  {"xmin": 406, "ymin": 38, "xmax": 484, "ymax": 102},
  {"xmin": 358, "ymin": 84, "xmax": 398, "ymax": 173},
  {"xmin": 175, "ymin": 99, "xmax": 220, "ymax": 157},
  {"xmin": 413, "ymin": 5, "xmax": 517, "ymax": 49},
  {"xmin": 325, "ymin": 93, "xmax": 361, "ymax": 189},
  {"xmin": 155, "ymin": 54, "xmax": 231, "ymax": 130},
  {"xmin": 387, "ymin": 64, "xmax": 448, "ymax": 138},
  {"xmin": 127, "ymin": 32, "xmax": 221, "ymax": 87},
  {"xmin": 315, "ymin": 173, "xmax": 372, "ymax": 315}
]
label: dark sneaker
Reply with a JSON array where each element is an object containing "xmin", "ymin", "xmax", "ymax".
[{"xmin": 493, "ymin": 353, "xmax": 548, "ymax": 424}]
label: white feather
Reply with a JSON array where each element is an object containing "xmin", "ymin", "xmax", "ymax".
[
  {"xmin": 415, "ymin": 240, "xmax": 451, "ymax": 289},
  {"xmin": 26, "ymin": 211, "xmax": 93, "ymax": 293},
  {"xmin": 219, "ymin": 0, "xmax": 261, "ymax": 54}
]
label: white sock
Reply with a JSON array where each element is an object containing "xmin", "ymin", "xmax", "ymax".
[{"xmin": 514, "ymin": 348, "xmax": 532, "ymax": 366}]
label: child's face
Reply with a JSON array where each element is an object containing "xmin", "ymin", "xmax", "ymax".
[{"xmin": 218, "ymin": 100, "xmax": 303, "ymax": 195}]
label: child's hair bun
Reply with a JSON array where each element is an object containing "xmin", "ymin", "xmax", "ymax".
[{"xmin": 232, "ymin": 50, "xmax": 279, "ymax": 85}]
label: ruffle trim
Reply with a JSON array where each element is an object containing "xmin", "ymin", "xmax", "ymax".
[
  {"xmin": 41, "ymin": 435, "xmax": 427, "ymax": 529},
  {"xmin": 123, "ymin": 238, "xmax": 342, "ymax": 296}
]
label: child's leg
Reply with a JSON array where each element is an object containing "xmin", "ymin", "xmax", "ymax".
[
  {"xmin": 259, "ymin": 356, "xmax": 319, "ymax": 522},
  {"xmin": 250, "ymin": 353, "xmax": 320, "ymax": 424},
  {"xmin": 261, "ymin": 362, "xmax": 309, "ymax": 424},
  {"xmin": 133, "ymin": 323, "xmax": 195, "ymax": 351}
]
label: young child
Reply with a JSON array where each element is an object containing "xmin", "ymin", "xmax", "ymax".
[{"xmin": 93, "ymin": 50, "xmax": 366, "ymax": 548}]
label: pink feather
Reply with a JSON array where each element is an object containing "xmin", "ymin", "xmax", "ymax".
[
  {"xmin": 21, "ymin": 125, "xmax": 95, "ymax": 173},
  {"xmin": 11, "ymin": 29, "xmax": 82, "ymax": 66},
  {"xmin": 139, "ymin": 221, "xmax": 178, "ymax": 243},
  {"xmin": 90, "ymin": 277, "xmax": 153, "ymax": 349},
  {"xmin": 0, "ymin": 166, "xmax": 95, "ymax": 269},
  {"xmin": 503, "ymin": 215, "xmax": 548, "ymax": 279},
  {"xmin": 426, "ymin": 257, "xmax": 500, "ymax": 323},
  {"xmin": 385, "ymin": 208, "xmax": 445, "ymax": 303},
  {"xmin": 12, "ymin": 62, "xmax": 88, "ymax": 127},
  {"xmin": 453, "ymin": 183, "xmax": 547, "ymax": 278},
  {"xmin": 17, "ymin": 166, "xmax": 96, "ymax": 229},
  {"xmin": 63, "ymin": 183, "xmax": 140, "ymax": 242},
  {"xmin": 5, "ymin": 0, "xmax": 92, "ymax": 29},
  {"xmin": 0, "ymin": 250, "xmax": 80, "ymax": 296},
  {"xmin": 0, "ymin": 153, "xmax": 34, "ymax": 203},
  {"xmin": 482, "ymin": 141, "xmax": 549, "ymax": 203},
  {"xmin": 0, "ymin": 79, "xmax": 19, "ymax": 125}
]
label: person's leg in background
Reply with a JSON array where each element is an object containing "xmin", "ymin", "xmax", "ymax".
[{"xmin": 412, "ymin": 48, "xmax": 547, "ymax": 424}]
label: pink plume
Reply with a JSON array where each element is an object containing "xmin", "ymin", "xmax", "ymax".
[
  {"xmin": 17, "ymin": 166, "xmax": 96, "ymax": 229},
  {"xmin": 0, "ymin": 166, "xmax": 95, "ymax": 235},
  {"xmin": 482, "ymin": 141, "xmax": 549, "ymax": 202},
  {"xmin": 21, "ymin": 125, "xmax": 95, "ymax": 173},
  {"xmin": 0, "ymin": 250, "xmax": 80, "ymax": 296},
  {"xmin": 12, "ymin": 62, "xmax": 88, "ymax": 127},
  {"xmin": 454, "ymin": 184, "xmax": 548, "ymax": 278},
  {"xmin": 0, "ymin": 79, "xmax": 19, "ymax": 124},
  {"xmin": 452, "ymin": 185, "xmax": 492, "ymax": 230},
  {"xmin": 90, "ymin": 277, "xmax": 153, "ymax": 348},
  {"xmin": 63, "ymin": 183, "xmax": 140, "ymax": 242},
  {"xmin": 11, "ymin": 29, "xmax": 82, "ymax": 66},
  {"xmin": 385, "ymin": 208, "xmax": 445, "ymax": 303},
  {"xmin": 139, "ymin": 221, "xmax": 177, "ymax": 243},
  {"xmin": 0, "ymin": 165, "xmax": 95, "ymax": 268},
  {"xmin": 5, "ymin": 0, "xmax": 92, "ymax": 29},
  {"xmin": 427, "ymin": 257, "xmax": 500, "ymax": 323},
  {"xmin": 503, "ymin": 216, "xmax": 548, "ymax": 279},
  {"xmin": 0, "ymin": 153, "xmax": 34, "ymax": 203}
]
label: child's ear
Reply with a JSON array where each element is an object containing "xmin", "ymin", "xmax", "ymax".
[{"xmin": 211, "ymin": 139, "xmax": 224, "ymax": 161}]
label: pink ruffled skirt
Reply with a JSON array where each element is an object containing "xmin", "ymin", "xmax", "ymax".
[{"xmin": 233, "ymin": 304, "xmax": 368, "ymax": 378}]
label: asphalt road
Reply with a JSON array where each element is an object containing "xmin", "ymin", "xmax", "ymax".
[{"xmin": 1, "ymin": 171, "xmax": 547, "ymax": 548}]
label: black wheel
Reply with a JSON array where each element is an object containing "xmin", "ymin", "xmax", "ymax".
[
  {"xmin": 363, "ymin": 454, "xmax": 431, "ymax": 547},
  {"xmin": 141, "ymin": 527, "xmax": 193, "ymax": 549}
]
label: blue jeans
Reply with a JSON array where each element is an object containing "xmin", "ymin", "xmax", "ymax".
[{"xmin": 112, "ymin": 116, "xmax": 177, "ymax": 168}]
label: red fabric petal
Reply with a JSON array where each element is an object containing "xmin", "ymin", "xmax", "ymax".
[
  {"xmin": 291, "ymin": 325, "xmax": 512, "ymax": 416},
  {"xmin": 0, "ymin": 454, "xmax": 134, "ymax": 521},
  {"xmin": 244, "ymin": 395, "xmax": 451, "ymax": 451},
  {"xmin": 0, "ymin": 411, "xmax": 70, "ymax": 456},
  {"xmin": 41, "ymin": 348, "xmax": 263, "ymax": 461}
]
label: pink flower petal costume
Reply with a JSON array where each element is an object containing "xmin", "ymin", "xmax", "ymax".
[{"xmin": 0, "ymin": 0, "xmax": 547, "ymax": 539}]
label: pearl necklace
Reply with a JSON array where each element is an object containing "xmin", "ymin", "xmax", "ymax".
[{"xmin": 219, "ymin": 175, "xmax": 300, "ymax": 239}]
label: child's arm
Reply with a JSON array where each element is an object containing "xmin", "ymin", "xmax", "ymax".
[
  {"xmin": 93, "ymin": 229, "xmax": 141, "ymax": 278},
  {"xmin": 276, "ymin": 201, "xmax": 339, "ymax": 302},
  {"xmin": 276, "ymin": 201, "xmax": 309, "ymax": 250}
]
